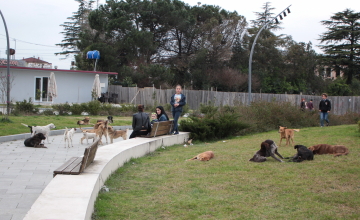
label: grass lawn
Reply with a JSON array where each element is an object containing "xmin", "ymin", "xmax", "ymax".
[
  {"xmin": 93, "ymin": 124, "xmax": 360, "ymax": 219},
  {"xmin": 0, "ymin": 115, "xmax": 132, "ymax": 136}
]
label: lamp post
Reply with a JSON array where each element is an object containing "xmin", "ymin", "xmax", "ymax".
[
  {"xmin": 248, "ymin": 5, "xmax": 291, "ymax": 104},
  {"xmin": 0, "ymin": 10, "xmax": 10, "ymax": 117}
]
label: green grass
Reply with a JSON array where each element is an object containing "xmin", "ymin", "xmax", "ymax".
[
  {"xmin": 93, "ymin": 125, "xmax": 360, "ymax": 219},
  {"xmin": 0, "ymin": 115, "xmax": 132, "ymax": 136}
]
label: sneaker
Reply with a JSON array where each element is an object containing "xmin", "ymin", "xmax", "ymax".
[
  {"xmin": 326, "ymin": 122, "xmax": 329, "ymax": 127},
  {"xmin": 174, "ymin": 132, "xmax": 179, "ymax": 135}
]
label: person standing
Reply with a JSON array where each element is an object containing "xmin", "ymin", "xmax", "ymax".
[
  {"xmin": 300, "ymin": 98, "xmax": 306, "ymax": 111},
  {"xmin": 319, "ymin": 93, "xmax": 331, "ymax": 127},
  {"xmin": 129, "ymin": 104, "xmax": 151, "ymax": 139},
  {"xmin": 307, "ymin": 99, "xmax": 314, "ymax": 111},
  {"xmin": 170, "ymin": 85, "xmax": 186, "ymax": 135}
]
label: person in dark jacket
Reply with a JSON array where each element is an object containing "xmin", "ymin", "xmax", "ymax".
[
  {"xmin": 319, "ymin": 93, "xmax": 331, "ymax": 127},
  {"xmin": 300, "ymin": 98, "xmax": 306, "ymax": 111},
  {"xmin": 156, "ymin": 106, "xmax": 169, "ymax": 121},
  {"xmin": 170, "ymin": 85, "xmax": 186, "ymax": 135},
  {"xmin": 129, "ymin": 104, "xmax": 151, "ymax": 139},
  {"xmin": 307, "ymin": 99, "xmax": 314, "ymax": 111}
]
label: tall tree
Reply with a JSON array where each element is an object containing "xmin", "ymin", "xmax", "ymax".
[
  {"xmin": 250, "ymin": 2, "xmax": 282, "ymax": 30},
  {"xmin": 319, "ymin": 9, "xmax": 360, "ymax": 84},
  {"xmin": 55, "ymin": 0, "xmax": 95, "ymax": 57}
]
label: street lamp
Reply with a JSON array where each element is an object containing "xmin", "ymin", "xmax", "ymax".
[
  {"xmin": 0, "ymin": 10, "xmax": 10, "ymax": 118},
  {"xmin": 248, "ymin": 5, "xmax": 291, "ymax": 104}
]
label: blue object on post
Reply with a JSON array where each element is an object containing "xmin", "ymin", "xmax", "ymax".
[{"xmin": 86, "ymin": 50, "xmax": 100, "ymax": 71}]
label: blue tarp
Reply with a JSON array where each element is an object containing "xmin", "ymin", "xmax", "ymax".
[{"xmin": 86, "ymin": 50, "xmax": 100, "ymax": 59}]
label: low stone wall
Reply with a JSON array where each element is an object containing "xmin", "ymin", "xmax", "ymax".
[{"xmin": 23, "ymin": 132, "xmax": 189, "ymax": 220}]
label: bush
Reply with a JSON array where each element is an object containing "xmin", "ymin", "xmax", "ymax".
[
  {"xmin": 180, "ymin": 111, "xmax": 249, "ymax": 141},
  {"xmin": 70, "ymin": 103, "xmax": 83, "ymax": 115},
  {"xmin": 42, "ymin": 109, "xmax": 54, "ymax": 116},
  {"xmin": 13, "ymin": 98, "xmax": 38, "ymax": 115},
  {"xmin": 87, "ymin": 100, "xmax": 101, "ymax": 115},
  {"xmin": 199, "ymin": 101, "xmax": 218, "ymax": 116},
  {"xmin": 81, "ymin": 102, "xmax": 89, "ymax": 114},
  {"xmin": 181, "ymin": 104, "xmax": 190, "ymax": 116},
  {"xmin": 52, "ymin": 102, "xmax": 71, "ymax": 115}
]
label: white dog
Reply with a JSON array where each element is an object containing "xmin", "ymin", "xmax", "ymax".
[
  {"xmin": 81, "ymin": 130, "xmax": 97, "ymax": 144},
  {"xmin": 64, "ymin": 127, "xmax": 77, "ymax": 148},
  {"xmin": 21, "ymin": 123, "xmax": 56, "ymax": 144}
]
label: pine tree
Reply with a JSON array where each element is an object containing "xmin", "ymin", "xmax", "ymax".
[
  {"xmin": 251, "ymin": 2, "xmax": 282, "ymax": 30},
  {"xmin": 319, "ymin": 9, "xmax": 360, "ymax": 84},
  {"xmin": 55, "ymin": 0, "xmax": 95, "ymax": 57}
]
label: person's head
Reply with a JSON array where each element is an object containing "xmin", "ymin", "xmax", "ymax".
[
  {"xmin": 156, "ymin": 106, "xmax": 165, "ymax": 116},
  {"xmin": 322, "ymin": 93, "xmax": 328, "ymax": 100},
  {"xmin": 310, "ymin": 99, "xmax": 313, "ymax": 102},
  {"xmin": 151, "ymin": 113, "xmax": 157, "ymax": 120},
  {"xmin": 301, "ymin": 98, "xmax": 305, "ymax": 102},
  {"xmin": 176, "ymin": 84, "xmax": 182, "ymax": 94},
  {"xmin": 137, "ymin": 104, "xmax": 144, "ymax": 112}
]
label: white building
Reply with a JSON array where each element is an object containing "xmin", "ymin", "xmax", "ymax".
[{"xmin": 0, "ymin": 65, "xmax": 117, "ymax": 104}]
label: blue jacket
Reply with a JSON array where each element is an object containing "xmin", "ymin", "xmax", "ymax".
[
  {"xmin": 158, "ymin": 114, "xmax": 167, "ymax": 121},
  {"xmin": 170, "ymin": 93, "xmax": 186, "ymax": 112}
]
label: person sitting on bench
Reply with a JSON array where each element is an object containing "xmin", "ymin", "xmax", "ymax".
[{"xmin": 129, "ymin": 104, "xmax": 151, "ymax": 139}]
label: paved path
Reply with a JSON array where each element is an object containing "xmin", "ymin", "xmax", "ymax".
[{"xmin": 0, "ymin": 130, "xmax": 131, "ymax": 220}]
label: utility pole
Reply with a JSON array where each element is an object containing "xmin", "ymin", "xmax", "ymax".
[{"xmin": 0, "ymin": 10, "xmax": 10, "ymax": 118}]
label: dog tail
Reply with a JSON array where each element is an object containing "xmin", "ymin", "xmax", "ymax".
[
  {"xmin": 293, "ymin": 129, "xmax": 300, "ymax": 132},
  {"xmin": 21, "ymin": 123, "xmax": 31, "ymax": 128},
  {"xmin": 187, "ymin": 156, "xmax": 198, "ymax": 161},
  {"xmin": 64, "ymin": 127, "xmax": 68, "ymax": 136}
]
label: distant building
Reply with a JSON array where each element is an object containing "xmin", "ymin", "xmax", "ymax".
[
  {"xmin": 315, "ymin": 66, "xmax": 344, "ymax": 80},
  {"xmin": 22, "ymin": 57, "xmax": 52, "ymax": 69}
]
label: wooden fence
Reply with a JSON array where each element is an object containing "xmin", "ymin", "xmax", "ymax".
[{"xmin": 108, "ymin": 85, "xmax": 360, "ymax": 115}]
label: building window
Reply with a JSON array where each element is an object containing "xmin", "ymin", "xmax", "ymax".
[
  {"xmin": 336, "ymin": 69, "xmax": 340, "ymax": 77},
  {"xmin": 35, "ymin": 77, "xmax": 49, "ymax": 102},
  {"xmin": 326, "ymin": 68, "xmax": 331, "ymax": 77}
]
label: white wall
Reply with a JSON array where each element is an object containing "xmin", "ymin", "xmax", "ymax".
[{"xmin": 1, "ymin": 67, "xmax": 109, "ymax": 104}]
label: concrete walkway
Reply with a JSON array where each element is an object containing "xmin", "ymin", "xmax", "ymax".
[{"xmin": 0, "ymin": 129, "xmax": 132, "ymax": 220}]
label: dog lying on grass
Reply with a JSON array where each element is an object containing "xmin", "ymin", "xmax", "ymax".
[
  {"xmin": 188, "ymin": 151, "xmax": 214, "ymax": 161},
  {"xmin": 308, "ymin": 144, "xmax": 349, "ymax": 157},
  {"xmin": 286, "ymin": 145, "xmax": 313, "ymax": 162},
  {"xmin": 278, "ymin": 126, "xmax": 300, "ymax": 147},
  {"xmin": 77, "ymin": 117, "xmax": 90, "ymax": 125},
  {"xmin": 107, "ymin": 126, "xmax": 128, "ymax": 143},
  {"xmin": 24, "ymin": 133, "xmax": 47, "ymax": 148},
  {"xmin": 249, "ymin": 139, "xmax": 284, "ymax": 162},
  {"xmin": 64, "ymin": 127, "xmax": 77, "ymax": 148},
  {"xmin": 21, "ymin": 123, "xmax": 56, "ymax": 144}
]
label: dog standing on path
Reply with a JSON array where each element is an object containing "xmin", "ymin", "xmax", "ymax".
[
  {"xmin": 278, "ymin": 126, "xmax": 300, "ymax": 147},
  {"xmin": 21, "ymin": 123, "xmax": 56, "ymax": 144},
  {"xmin": 64, "ymin": 127, "xmax": 77, "ymax": 148}
]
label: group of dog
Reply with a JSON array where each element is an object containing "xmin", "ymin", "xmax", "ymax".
[
  {"xmin": 21, "ymin": 116, "xmax": 128, "ymax": 148},
  {"xmin": 248, "ymin": 126, "xmax": 349, "ymax": 163},
  {"xmin": 188, "ymin": 126, "xmax": 349, "ymax": 163}
]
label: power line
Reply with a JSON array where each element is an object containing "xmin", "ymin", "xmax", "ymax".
[{"xmin": 0, "ymin": 34, "xmax": 60, "ymax": 48}]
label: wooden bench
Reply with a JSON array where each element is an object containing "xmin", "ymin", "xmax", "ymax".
[
  {"xmin": 146, "ymin": 120, "xmax": 174, "ymax": 138},
  {"xmin": 53, "ymin": 139, "xmax": 100, "ymax": 177}
]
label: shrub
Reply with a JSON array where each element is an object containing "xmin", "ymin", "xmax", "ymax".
[
  {"xmin": 81, "ymin": 102, "xmax": 89, "ymax": 113},
  {"xmin": 13, "ymin": 98, "xmax": 38, "ymax": 115},
  {"xmin": 42, "ymin": 109, "xmax": 54, "ymax": 116},
  {"xmin": 70, "ymin": 103, "xmax": 83, "ymax": 115},
  {"xmin": 87, "ymin": 100, "xmax": 101, "ymax": 115},
  {"xmin": 199, "ymin": 101, "xmax": 218, "ymax": 116},
  {"xmin": 52, "ymin": 102, "xmax": 71, "ymax": 115},
  {"xmin": 180, "ymin": 111, "xmax": 249, "ymax": 141},
  {"xmin": 181, "ymin": 104, "xmax": 190, "ymax": 116}
]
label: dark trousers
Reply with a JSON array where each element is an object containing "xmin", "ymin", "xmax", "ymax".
[
  {"xmin": 172, "ymin": 111, "xmax": 181, "ymax": 133},
  {"xmin": 129, "ymin": 130, "xmax": 148, "ymax": 139}
]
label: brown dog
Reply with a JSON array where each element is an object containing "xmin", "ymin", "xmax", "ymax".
[
  {"xmin": 308, "ymin": 144, "xmax": 349, "ymax": 157},
  {"xmin": 188, "ymin": 151, "xmax": 214, "ymax": 161},
  {"xmin": 278, "ymin": 126, "xmax": 300, "ymax": 147},
  {"xmin": 107, "ymin": 126, "xmax": 128, "ymax": 143},
  {"xmin": 79, "ymin": 120, "xmax": 109, "ymax": 145},
  {"xmin": 77, "ymin": 117, "xmax": 90, "ymax": 125}
]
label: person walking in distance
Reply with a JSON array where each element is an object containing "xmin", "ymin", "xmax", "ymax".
[
  {"xmin": 319, "ymin": 93, "xmax": 331, "ymax": 127},
  {"xmin": 170, "ymin": 85, "xmax": 186, "ymax": 135},
  {"xmin": 307, "ymin": 99, "xmax": 314, "ymax": 111}
]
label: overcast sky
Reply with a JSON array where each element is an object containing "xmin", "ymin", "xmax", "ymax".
[{"xmin": 0, "ymin": 0, "xmax": 359, "ymax": 70}]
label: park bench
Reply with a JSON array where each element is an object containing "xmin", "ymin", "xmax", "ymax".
[
  {"xmin": 53, "ymin": 139, "xmax": 100, "ymax": 177},
  {"xmin": 146, "ymin": 120, "xmax": 174, "ymax": 138}
]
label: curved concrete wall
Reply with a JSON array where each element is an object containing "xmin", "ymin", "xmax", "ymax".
[{"xmin": 23, "ymin": 132, "xmax": 189, "ymax": 220}]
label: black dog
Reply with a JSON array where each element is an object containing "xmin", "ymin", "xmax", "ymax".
[
  {"xmin": 249, "ymin": 139, "xmax": 284, "ymax": 162},
  {"xmin": 286, "ymin": 145, "xmax": 313, "ymax": 162},
  {"xmin": 24, "ymin": 133, "xmax": 47, "ymax": 148},
  {"xmin": 107, "ymin": 116, "xmax": 113, "ymax": 124}
]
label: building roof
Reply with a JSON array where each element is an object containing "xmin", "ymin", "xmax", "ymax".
[
  {"xmin": 0, "ymin": 65, "xmax": 117, "ymax": 75},
  {"xmin": 23, "ymin": 57, "xmax": 52, "ymax": 64}
]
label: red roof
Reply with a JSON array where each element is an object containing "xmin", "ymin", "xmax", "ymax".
[
  {"xmin": 23, "ymin": 57, "xmax": 51, "ymax": 64},
  {"xmin": 0, "ymin": 65, "xmax": 117, "ymax": 75}
]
